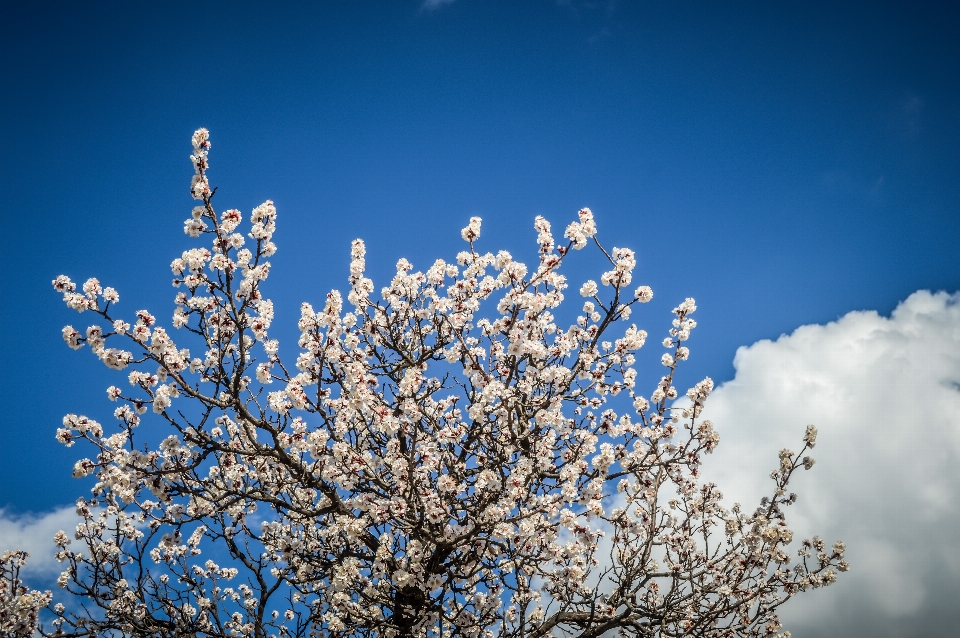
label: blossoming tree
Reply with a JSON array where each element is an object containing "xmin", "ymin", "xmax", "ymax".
[{"xmin": 37, "ymin": 130, "xmax": 848, "ymax": 638}]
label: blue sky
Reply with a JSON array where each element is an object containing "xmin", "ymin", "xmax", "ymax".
[{"xmin": 1, "ymin": 2, "xmax": 959, "ymax": 636}]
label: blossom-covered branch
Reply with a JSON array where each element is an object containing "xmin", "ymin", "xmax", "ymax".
[{"xmin": 1, "ymin": 550, "xmax": 52, "ymax": 637}]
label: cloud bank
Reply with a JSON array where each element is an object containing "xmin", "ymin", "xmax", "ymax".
[{"xmin": 700, "ymin": 290, "xmax": 960, "ymax": 637}]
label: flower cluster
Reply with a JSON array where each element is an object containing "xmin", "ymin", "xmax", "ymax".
[
  {"xmin": 0, "ymin": 550, "xmax": 52, "ymax": 638},
  {"xmin": 41, "ymin": 130, "xmax": 847, "ymax": 638}
]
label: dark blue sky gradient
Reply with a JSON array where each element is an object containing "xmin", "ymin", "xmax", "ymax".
[{"xmin": 1, "ymin": 1, "xmax": 958, "ymax": 514}]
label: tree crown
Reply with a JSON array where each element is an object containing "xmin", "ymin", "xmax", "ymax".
[{"xmin": 35, "ymin": 130, "xmax": 847, "ymax": 638}]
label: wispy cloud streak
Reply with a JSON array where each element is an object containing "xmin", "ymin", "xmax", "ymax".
[{"xmin": 421, "ymin": 0, "xmax": 456, "ymax": 11}]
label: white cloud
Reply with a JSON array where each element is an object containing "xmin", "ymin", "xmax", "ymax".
[
  {"xmin": 0, "ymin": 506, "xmax": 79, "ymax": 578},
  {"xmin": 699, "ymin": 290, "xmax": 960, "ymax": 637}
]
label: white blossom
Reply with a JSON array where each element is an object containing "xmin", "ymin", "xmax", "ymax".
[{"xmin": 461, "ymin": 216, "xmax": 482, "ymax": 242}]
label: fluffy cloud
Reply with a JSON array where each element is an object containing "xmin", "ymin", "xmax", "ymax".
[
  {"xmin": 699, "ymin": 290, "xmax": 960, "ymax": 637},
  {"xmin": 0, "ymin": 506, "xmax": 79, "ymax": 578}
]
